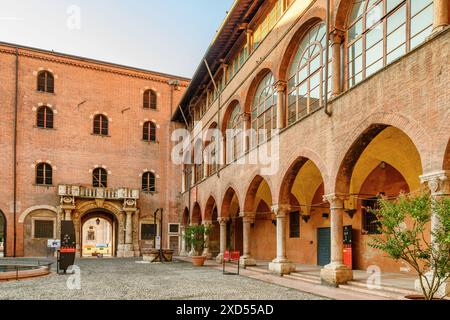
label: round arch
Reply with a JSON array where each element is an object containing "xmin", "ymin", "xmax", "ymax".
[
  {"xmin": 182, "ymin": 207, "xmax": 190, "ymax": 226},
  {"xmin": 221, "ymin": 100, "xmax": 242, "ymax": 135},
  {"xmin": 19, "ymin": 205, "xmax": 58, "ymax": 224},
  {"xmin": 191, "ymin": 202, "xmax": 202, "ymax": 225},
  {"xmin": 204, "ymin": 195, "xmax": 218, "ymax": 221},
  {"xmin": 221, "ymin": 187, "xmax": 241, "ymax": 219},
  {"xmin": 243, "ymin": 67, "xmax": 275, "ymax": 114},
  {"xmin": 243, "ymin": 175, "xmax": 274, "ymax": 213}
]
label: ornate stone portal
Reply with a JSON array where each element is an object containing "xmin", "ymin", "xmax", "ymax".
[{"xmin": 58, "ymin": 185, "xmax": 140, "ymax": 258}]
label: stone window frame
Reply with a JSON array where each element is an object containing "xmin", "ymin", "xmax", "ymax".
[{"xmin": 141, "ymin": 87, "xmax": 161, "ymax": 111}]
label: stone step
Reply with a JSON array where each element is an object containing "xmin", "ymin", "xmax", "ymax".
[
  {"xmin": 347, "ymin": 280, "xmax": 417, "ymax": 297},
  {"xmin": 339, "ymin": 283, "xmax": 410, "ymax": 300},
  {"xmin": 289, "ymin": 272, "xmax": 321, "ymax": 282},
  {"xmin": 284, "ymin": 274, "xmax": 322, "ymax": 285}
]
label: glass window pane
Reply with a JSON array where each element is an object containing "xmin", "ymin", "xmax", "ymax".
[
  {"xmin": 386, "ymin": 0, "xmax": 403, "ymax": 13},
  {"xmin": 350, "ymin": 1, "xmax": 366, "ymax": 24},
  {"xmin": 411, "ymin": 4, "xmax": 433, "ymax": 37},
  {"xmin": 348, "ymin": 39, "xmax": 363, "ymax": 61},
  {"xmin": 366, "ymin": 59, "xmax": 383, "ymax": 77},
  {"xmin": 387, "ymin": 43, "xmax": 406, "ymax": 64},
  {"xmin": 387, "ymin": 5, "xmax": 406, "ymax": 34},
  {"xmin": 411, "ymin": 25, "xmax": 432, "ymax": 49},
  {"xmin": 366, "ymin": 40, "xmax": 383, "ymax": 66},
  {"xmin": 348, "ymin": 19, "xmax": 363, "ymax": 41},
  {"xmin": 411, "ymin": 0, "xmax": 433, "ymax": 17},
  {"xmin": 348, "ymin": 55, "xmax": 363, "ymax": 77},
  {"xmin": 387, "ymin": 24, "xmax": 406, "ymax": 53},
  {"xmin": 310, "ymin": 54, "xmax": 321, "ymax": 73},
  {"xmin": 366, "ymin": 23, "xmax": 383, "ymax": 48},
  {"xmin": 366, "ymin": 2, "xmax": 383, "ymax": 29},
  {"xmin": 309, "ymin": 72, "xmax": 320, "ymax": 91}
]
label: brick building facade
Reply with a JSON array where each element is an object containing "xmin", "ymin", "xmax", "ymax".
[
  {"xmin": 173, "ymin": 0, "xmax": 450, "ymax": 288},
  {"xmin": 0, "ymin": 42, "xmax": 189, "ymax": 258}
]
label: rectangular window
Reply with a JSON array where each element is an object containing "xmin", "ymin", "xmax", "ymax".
[
  {"xmin": 169, "ymin": 224, "xmax": 179, "ymax": 234},
  {"xmin": 141, "ymin": 224, "xmax": 157, "ymax": 240},
  {"xmin": 362, "ymin": 198, "xmax": 381, "ymax": 235},
  {"xmin": 34, "ymin": 220, "xmax": 54, "ymax": 239},
  {"xmin": 289, "ymin": 211, "xmax": 300, "ymax": 238}
]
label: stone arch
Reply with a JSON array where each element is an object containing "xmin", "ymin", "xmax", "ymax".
[
  {"xmin": 76, "ymin": 200, "xmax": 124, "ymax": 222},
  {"xmin": 221, "ymin": 187, "xmax": 240, "ymax": 219},
  {"xmin": 278, "ymin": 14, "xmax": 325, "ymax": 81},
  {"xmin": 243, "ymin": 67, "xmax": 276, "ymax": 114},
  {"xmin": 221, "ymin": 100, "xmax": 242, "ymax": 135},
  {"xmin": 277, "ymin": 147, "xmax": 330, "ymax": 204},
  {"xmin": 204, "ymin": 195, "xmax": 218, "ymax": 221},
  {"xmin": 332, "ymin": 112, "xmax": 431, "ymax": 194},
  {"xmin": 243, "ymin": 175, "xmax": 274, "ymax": 213},
  {"xmin": 19, "ymin": 205, "xmax": 58, "ymax": 224},
  {"xmin": 278, "ymin": 154, "xmax": 328, "ymax": 207},
  {"xmin": 332, "ymin": 0, "xmax": 354, "ymax": 31},
  {"xmin": 191, "ymin": 202, "xmax": 202, "ymax": 225}
]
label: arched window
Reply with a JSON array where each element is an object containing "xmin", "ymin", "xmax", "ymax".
[
  {"xmin": 251, "ymin": 72, "xmax": 276, "ymax": 147},
  {"xmin": 142, "ymin": 172, "xmax": 156, "ymax": 193},
  {"xmin": 36, "ymin": 163, "xmax": 52, "ymax": 186},
  {"xmin": 143, "ymin": 121, "xmax": 157, "ymax": 142},
  {"xmin": 287, "ymin": 23, "xmax": 332, "ymax": 125},
  {"xmin": 194, "ymin": 141, "xmax": 203, "ymax": 183},
  {"xmin": 93, "ymin": 168, "xmax": 108, "ymax": 188},
  {"xmin": 37, "ymin": 71, "xmax": 54, "ymax": 93},
  {"xmin": 93, "ymin": 114, "xmax": 109, "ymax": 136},
  {"xmin": 143, "ymin": 90, "xmax": 157, "ymax": 109},
  {"xmin": 227, "ymin": 103, "xmax": 243, "ymax": 163},
  {"xmin": 205, "ymin": 124, "xmax": 219, "ymax": 176},
  {"xmin": 347, "ymin": 0, "xmax": 433, "ymax": 87},
  {"xmin": 37, "ymin": 106, "xmax": 54, "ymax": 129}
]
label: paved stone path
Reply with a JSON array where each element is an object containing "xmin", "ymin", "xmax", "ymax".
[{"xmin": 0, "ymin": 258, "xmax": 327, "ymax": 300}]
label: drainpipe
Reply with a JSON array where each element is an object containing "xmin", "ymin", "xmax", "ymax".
[
  {"xmin": 324, "ymin": 0, "xmax": 332, "ymax": 117},
  {"xmin": 13, "ymin": 48, "xmax": 19, "ymax": 257},
  {"xmin": 203, "ymin": 59, "xmax": 221, "ymax": 178}
]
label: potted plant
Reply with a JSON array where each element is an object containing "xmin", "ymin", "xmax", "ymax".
[
  {"xmin": 184, "ymin": 224, "xmax": 212, "ymax": 266},
  {"xmin": 369, "ymin": 192, "xmax": 450, "ymax": 300}
]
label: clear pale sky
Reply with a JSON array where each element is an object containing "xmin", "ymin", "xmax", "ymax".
[{"xmin": 0, "ymin": 0, "xmax": 235, "ymax": 78}]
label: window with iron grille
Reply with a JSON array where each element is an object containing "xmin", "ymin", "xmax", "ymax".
[
  {"xmin": 37, "ymin": 106, "xmax": 54, "ymax": 129},
  {"xmin": 141, "ymin": 224, "xmax": 157, "ymax": 240},
  {"xmin": 169, "ymin": 224, "xmax": 179, "ymax": 234},
  {"xmin": 34, "ymin": 220, "xmax": 54, "ymax": 239},
  {"xmin": 36, "ymin": 163, "xmax": 53, "ymax": 185},
  {"xmin": 93, "ymin": 114, "xmax": 109, "ymax": 136},
  {"xmin": 362, "ymin": 198, "xmax": 382, "ymax": 235},
  {"xmin": 289, "ymin": 211, "xmax": 300, "ymax": 238},
  {"xmin": 87, "ymin": 229, "xmax": 95, "ymax": 241},
  {"xmin": 143, "ymin": 121, "xmax": 156, "ymax": 142},
  {"xmin": 143, "ymin": 90, "xmax": 157, "ymax": 109},
  {"xmin": 93, "ymin": 168, "xmax": 108, "ymax": 188},
  {"xmin": 37, "ymin": 71, "xmax": 54, "ymax": 93},
  {"xmin": 142, "ymin": 172, "xmax": 156, "ymax": 193}
]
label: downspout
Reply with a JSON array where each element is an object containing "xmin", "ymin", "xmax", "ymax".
[
  {"xmin": 13, "ymin": 48, "xmax": 19, "ymax": 257},
  {"xmin": 324, "ymin": 0, "xmax": 332, "ymax": 117},
  {"xmin": 203, "ymin": 59, "xmax": 221, "ymax": 178}
]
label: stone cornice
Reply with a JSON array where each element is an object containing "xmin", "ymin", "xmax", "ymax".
[{"xmin": 0, "ymin": 46, "xmax": 190, "ymax": 86}]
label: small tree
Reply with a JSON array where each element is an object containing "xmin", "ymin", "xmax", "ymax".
[
  {"xmin": 183, "ymin": 224, "xmax": 212, "ymax": 256},
  {"xmin": 370, "ymin": 192, "xmax": 450, "ymax": 300}
]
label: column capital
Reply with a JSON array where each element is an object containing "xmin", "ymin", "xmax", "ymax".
[
  {"xmin": 420, "ymin": 170, "xmax": 449, "ymax": 195},
  {"xmin": 330, "ymin": 29, "xmax": 345, "ymax": 44},
  {"xmin": 240, "ymin": 112, "xmax": 251, "ymax": 122},
  {"xmin": 240, "ymin": 212, "xmax": 256, "ymax": 223},
  {"xmin": 273, "ymin": 80, "xmax": 287, "ymax": 92},
  {"xmin": 271, "ymin": 204, "xmax": 291, "ymax": 217},
  {"xmin": 203, "ymin": 220, "xmax": 213, "ymax": 226},
  {"xmin": 217, "ymin": 217, "xmax": 229, "ymax": 224},
  {"xmin": 323, "ymin": 194, "xmax": 348, "ymax": 208}
]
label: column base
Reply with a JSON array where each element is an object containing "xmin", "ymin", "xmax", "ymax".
[
  {"xmin": 320, "ymin": 263, "xmax": 353, "ymax": 287},
  {"xmin": 202, "ymin": 251, "xmax": 213, "ymax": 259},
  {"xmin": 415, "ymin": 272, "xmax": 450, "ymax": 298},
  {"xmin": 240, "ymin": 255, "xmax": 256, "ymax": 267},
  {"xmin": 269, "ymin": 258, "xmax": 296, "ymax": 275},
  {"xmin": 216, "ymin": 253, "xmax": 224, "ymax": 264},
  {"xmin": 116, "ymin": 244, "xmax": 135, "ymax": 258}
]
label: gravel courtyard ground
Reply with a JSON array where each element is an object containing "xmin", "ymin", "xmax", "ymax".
[{"xmin": 0, "ymin": 258, "xmax": 327, "ymax": 300}]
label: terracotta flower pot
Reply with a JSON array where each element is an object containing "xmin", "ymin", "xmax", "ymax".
[{"xmin": 192, "ymin": 256, "xmax": 206, "ymax": 267}]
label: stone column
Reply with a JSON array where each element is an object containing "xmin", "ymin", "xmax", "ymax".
[
  {"xmin": 433, "ymin": 0, "xmax": 449, "ymax": 33},
  {"xmin": 240, "ymin": 213, "xmax": 256, "ymax": 266},
  {"xmin": 417, "ymin": 171, "xmax": 450, "ymax": 297},
  {"xmin": 216, "ymin": 217, "xmax": 229, "ymax": 263},
  {"xmin": 119, "ymin": 209, "xmax": 135, "ymax": 258},
  {"xmin": 274, "ymin": 81, "xmax": 287, "ymax": 130},
  {"xmin": 179, "ymin": 225, "xmax": 188, "ymax": 256},
  {"xmin": 188, "ymin": 223, "xmax": 197, "ymax": 256},
  {"xmin": 269, "ymin": 205, "xmax": 295, "ymax": 275},
  {"xmin": 202, "ymin": 220, "xmax": 213, "ymax": 259},
  {"xmin": 331, "ymin": 30, "xmax": 344, "ymax": 97},
  {"xmin": 246, "ymin": 29, "xmax": 253, "ymax": 55},
  {"xmin": 320, "ymin": 194, "xmax": 353, "ymax": 286}
]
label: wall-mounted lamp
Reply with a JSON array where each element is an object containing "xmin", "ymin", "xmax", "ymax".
[
  {"xmin": 301, "ymin": 215, "xmax": 311, "ymax": 223},
  {"xmin": 96, "ymin": 218, "xmax": 101, "ymax": 225},
  {"xmin": 272, "ymin": 220, "xmax": 277, "ymax": 227},
  {"xmin": 322, "ymin": 213, "xmax": 329, "ymax": 220}
]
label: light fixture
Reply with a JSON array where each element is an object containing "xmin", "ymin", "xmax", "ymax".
[
  {"xmin": 96, "ymin": 218, "xmax": 101, "ymax": 225},
  {"xmin": 322, "ymin": 213, "xmax": 329, "ymax": 219}
]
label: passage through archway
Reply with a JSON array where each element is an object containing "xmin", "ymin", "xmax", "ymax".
[{"xmin": 81, "ymin": 211, "xmax": 117, "ymax": 258}]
